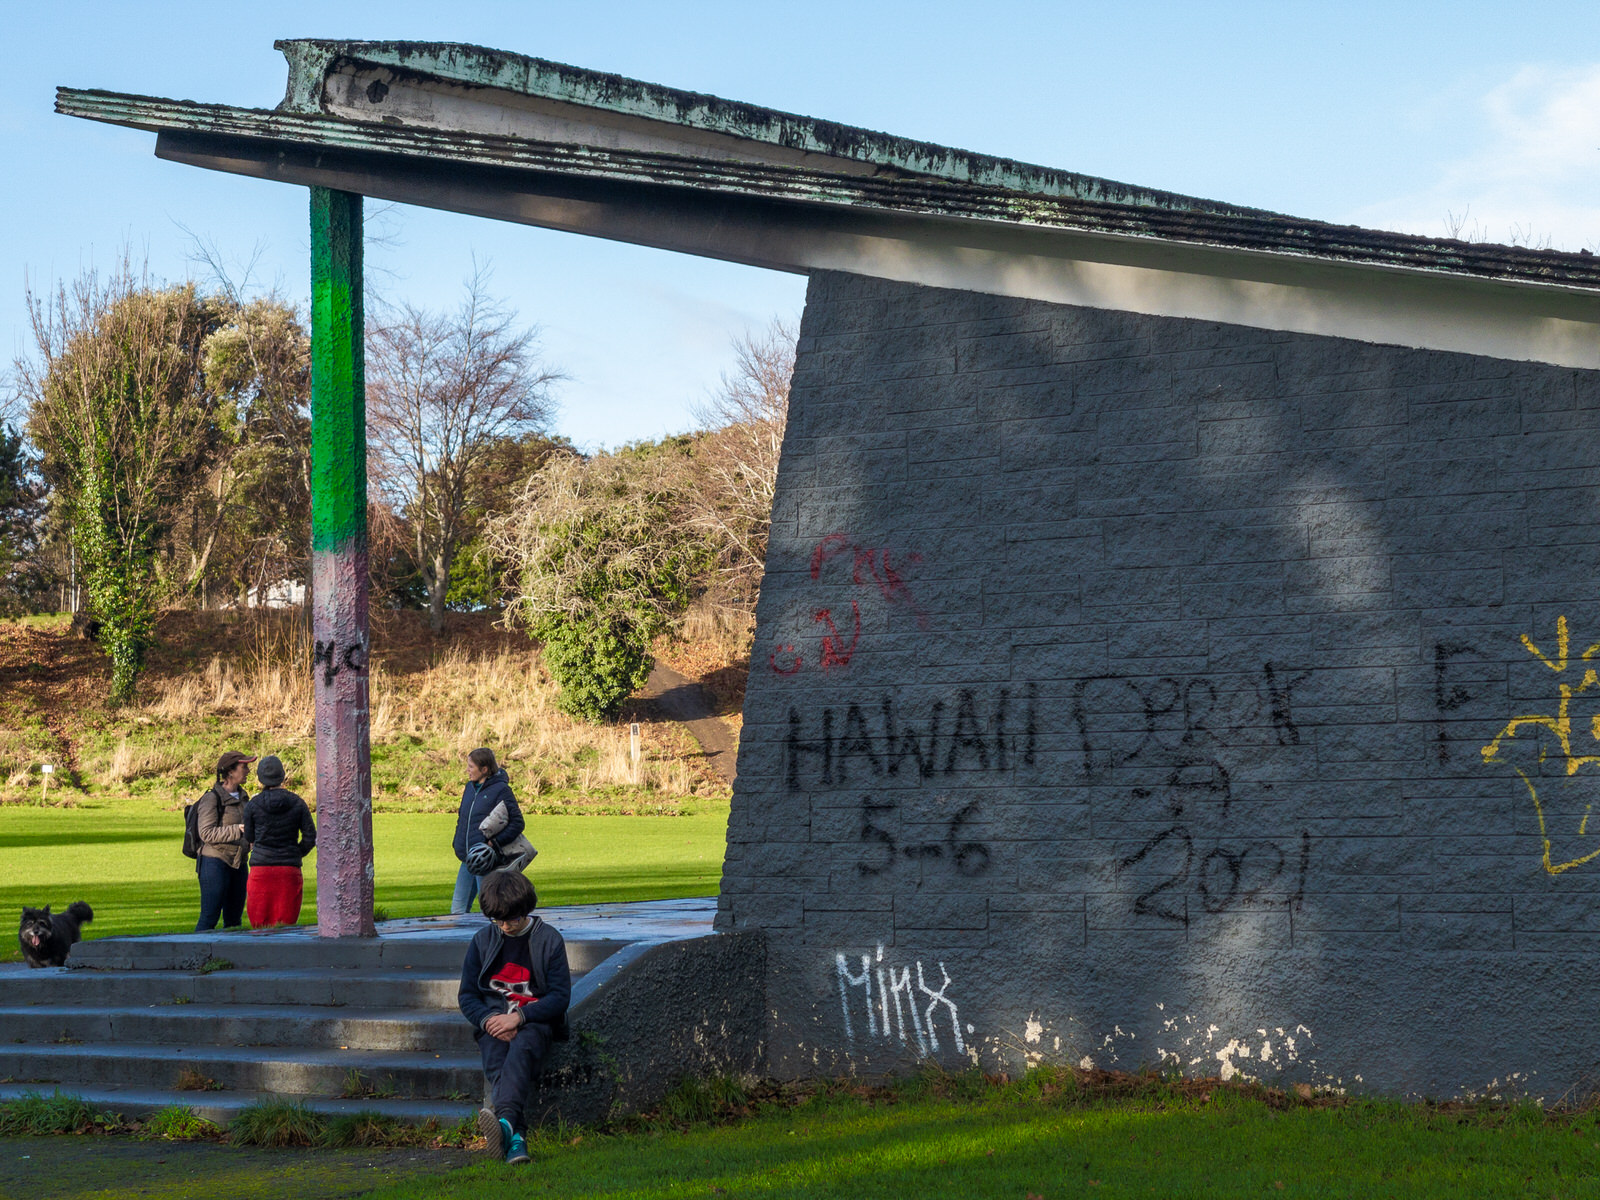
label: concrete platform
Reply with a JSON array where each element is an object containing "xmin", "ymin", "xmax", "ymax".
[{"xmin": 64, "ymin": 896, "xmax": 718, "ymax": 971}]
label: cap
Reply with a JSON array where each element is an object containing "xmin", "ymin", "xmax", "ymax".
[{"xmin": 216, "ymin": 750, "xmax": 257, "ymax": 777}]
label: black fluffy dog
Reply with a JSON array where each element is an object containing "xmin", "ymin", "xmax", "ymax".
[{"xmin": 18, "ymin": 902, "xmax": 93, "ymax": 968}]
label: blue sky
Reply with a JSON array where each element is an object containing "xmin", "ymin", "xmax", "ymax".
[{"xmin": 6, "ymin": 2, "xmax": 1600, "ymax": 448}]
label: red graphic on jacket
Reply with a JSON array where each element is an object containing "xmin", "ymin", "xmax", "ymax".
[{"xmin": 490, "ymin": 962, "xmax": 537, "ymax": 1010}]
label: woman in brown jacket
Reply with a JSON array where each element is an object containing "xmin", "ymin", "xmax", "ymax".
[{"xmin": 195, "ymin": 750, "xmax": 254, "ymax": 931}]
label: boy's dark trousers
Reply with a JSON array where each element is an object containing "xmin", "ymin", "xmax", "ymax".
[{"xmin": 477, "ymin": 1020, "xmax": 552, "ymax": 1133}]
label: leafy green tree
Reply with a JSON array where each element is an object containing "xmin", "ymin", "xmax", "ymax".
[
  {"xmin": 487, "ymin": 446, "xmax": 707, "ymax": 721},
  {"xmin": 177, "ymin": 297, "xmax": 312, "ymax": 606},
  {"xmin": 0, "ymin": 424, "xmax": 46, "ymax": 611},
  {"xmin": 442, "ymin": 433, "xmax": 575, "ymax": 612},
  {"xmin": 19, "ymin": 265, "xmax": 224, "ymax": 702}
]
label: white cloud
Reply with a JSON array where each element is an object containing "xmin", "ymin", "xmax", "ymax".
[{"xmin": 1351, "ymin": 63, "xmax": 1600, "ymax": 250}]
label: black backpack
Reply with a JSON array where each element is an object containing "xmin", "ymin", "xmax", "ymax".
[{"xmin": 182, "ymin": 790, "xmax": 212, "ymax": 859}]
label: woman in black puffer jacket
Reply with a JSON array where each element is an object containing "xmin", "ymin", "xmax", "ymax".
[
  {"xmin": 451, "ymin": 747, "xmax": 526, "ymax": 915},
  {"xmin": 242, "ymin": 756, "xmax": 317, "ymax": 927}
]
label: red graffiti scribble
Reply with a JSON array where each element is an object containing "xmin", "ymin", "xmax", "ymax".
[
  {"xmin": 811, "ymin": 533, "xmax": 852, "ymax": 580},
  {"xmin": 852, "ymin": 547, "xmax": 930, "ymax": 630},
  {"xmin": 773, "ymin": 535, "xmax": 927, "ymax": 673},
  {"xmin": 769, "ymin": 644, "xmax": 802, "ymax": 675},
  {"xmin": 816, "ymin": 601, "xmax": 862, "ymax": 670}
]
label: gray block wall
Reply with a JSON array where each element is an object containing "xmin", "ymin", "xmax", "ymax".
[{"xmin": 716, "ymin": 269, "xmax": 1600, "ymax": 1098}]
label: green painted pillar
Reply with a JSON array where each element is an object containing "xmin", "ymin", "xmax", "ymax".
[{"xmin": 309, "ymin": 186, "xmax": 375, "ymax": 937}]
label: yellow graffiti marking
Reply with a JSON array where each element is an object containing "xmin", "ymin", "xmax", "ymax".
[
  {"xmin": 1481, "ymin": 617, "xmax": 1600, "ymax": 776},
  {"xmin": 1516, "ymin": 769, "xmax": 1600, "ymax": 875},
  {"xmin": 1482, "ymin": 617, "xmax": 1600, "ymax": 874}
]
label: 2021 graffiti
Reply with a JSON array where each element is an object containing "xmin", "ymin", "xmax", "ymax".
[
  {"xmin": 1118, "ymin": 826, "xmax": 1311, "ymax": 924},
  {"xmin": 1073, "ymin": 668, "xmax": 1313, "ymax": 925}
]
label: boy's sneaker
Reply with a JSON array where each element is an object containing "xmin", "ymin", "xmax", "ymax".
[
  {"xmin": 507, "ymin": 1132, "xmax": 530, "ymax": 1165},
  {"xmin": 477, "ymin": 1108, "xmax": 510, "ymax": 1159}
]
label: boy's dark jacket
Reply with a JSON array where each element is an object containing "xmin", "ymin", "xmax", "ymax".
[
  {"xmin": 242, "ymin": 788, "xmax": 316, "ymax": 867},
  {"xmin": 458, "ymin": 917, "xmax": 571, "ymax": 1038},
  {"xmin": 451, "ymin": 768, "xmax": 524, "ymax": 861}
]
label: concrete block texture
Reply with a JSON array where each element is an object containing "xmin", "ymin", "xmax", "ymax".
[
  {"xmin": 718, "ymin": 270, "xmax": 1600, "ymax": 1098},
  {"xmin": 522, "ymin": 932, "xmax": 767, "ymax": 1126}
]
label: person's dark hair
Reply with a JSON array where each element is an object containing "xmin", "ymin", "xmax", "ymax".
[
  {"xmin": 480, "ymin": 870, "xmax": 536, "ymax": 921},
  {"xmin": 468, "ymin": 747, "xmax": 498, "ymax": 775}
]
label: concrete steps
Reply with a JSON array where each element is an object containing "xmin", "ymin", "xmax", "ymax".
[
  {"xmin": 0, "ymin": 900, "xmax": 741, "ymax": 1127},
  {"xmin": 0, "ymin": 1042, "xmax": 483, "ymax": 1099},
  {"xmin": 69, "ymin": 932, "xmax": 627, "ymax": 974}
]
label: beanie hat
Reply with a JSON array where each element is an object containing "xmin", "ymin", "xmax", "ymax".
[{"xmin": 256, "ymin": 755, "xmax": 286, "ymax": 787}]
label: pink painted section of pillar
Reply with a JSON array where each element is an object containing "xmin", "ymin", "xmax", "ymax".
[{"xmin": 313, "ymin": 546, "xmax": 375, "ymax": 936}]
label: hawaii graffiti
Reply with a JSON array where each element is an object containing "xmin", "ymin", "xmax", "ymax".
[
  {"xmin": 785, "ymin": 686, "xmax": 1038, "ymax": 790},
  {"xmin": 836, "ymin": 944, "xmax": 966, "ymax": 1055}
]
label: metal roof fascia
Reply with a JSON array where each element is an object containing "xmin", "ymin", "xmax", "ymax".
[
  {"xmin": 56, "ymin": 86, "xmax": 1600, "ymax": 303},
  {"xmin": 271, "ymin": 38, "xmax": 1271, "ymax": 217}
]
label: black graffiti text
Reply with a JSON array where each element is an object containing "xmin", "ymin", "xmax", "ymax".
[
  {"xmin": 857, "ymin": 796, "xmax": 990, "ymax": 877},
  {"xmin": 313, "ymin": 640, "xmax": 369, "ymax": 686},
  {"xmin": 786, "ymin": 685, "xmax": 1037, "ymax": 791}
]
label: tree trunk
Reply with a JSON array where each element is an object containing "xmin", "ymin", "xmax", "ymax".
[{"xmin": 428, "ymin": 552, "xmax": 448, "ymax": 633}]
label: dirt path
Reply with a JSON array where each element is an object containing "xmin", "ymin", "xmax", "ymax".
[
  {"xmin": 0, "ymin": 1136, "xmax": 472, "ymax": 1200},
  {"xmin": 640, "ymin": 663, "xmax": 739, "ymax": 786}
]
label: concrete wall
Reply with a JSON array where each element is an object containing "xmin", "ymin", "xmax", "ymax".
[
  {"xmin": 525, "ymin": 932, "xmax": 767, "ymax": 1126},
  {"xmin": 716, "ymin": 269, "xmax": 1600, "ymax": 1098}
]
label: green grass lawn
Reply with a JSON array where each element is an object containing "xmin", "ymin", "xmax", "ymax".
[
  {"xmin": 358, "ymin": 1080, "xmax": 1600, "ymax": 1200},
  {"xmin": 0, "ymin": 796, "xmax": 729, "ymax": 958}
]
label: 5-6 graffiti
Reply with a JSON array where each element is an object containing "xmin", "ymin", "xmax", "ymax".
[{"xmin": 857, "ymin": 795, "xmax": 991, "ymax": 877}]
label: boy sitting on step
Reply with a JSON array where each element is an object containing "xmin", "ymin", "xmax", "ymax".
[{"xmin": 458, "ymin": 869, "xmax": 571, "ymax": 1164}]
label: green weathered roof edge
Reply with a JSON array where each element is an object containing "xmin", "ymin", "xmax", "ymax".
[
  {"xmin": 55, "ymin": 85, "xmax": 1600, "ymax": 294},
  {"xmin": 273, "ymin": 38, "xmax": 1275, "ymax": 220}
]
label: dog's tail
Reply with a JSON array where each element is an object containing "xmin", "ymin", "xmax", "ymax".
[{"xmin": 66, "ymin": 901, "xmax": 92, "ymax": 925}]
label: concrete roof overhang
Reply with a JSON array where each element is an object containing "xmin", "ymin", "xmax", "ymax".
[{"xmin": 58, "ymin": 40, "xmax": 1600, "ymax": 368}]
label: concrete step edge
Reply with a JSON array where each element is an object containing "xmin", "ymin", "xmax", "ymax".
[
  {"xmin": 0, "ymin": 1082, "xmax": 477, "ymax": 1124},
  {"xmin": 0, "ymin": 1004, "xmax": 467, "ymax": 1023},
  {"xmin": 0, "ymin": 1042, "xmax": 480, "ymax": 1069}
]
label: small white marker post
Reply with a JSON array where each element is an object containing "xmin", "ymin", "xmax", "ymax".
[
  {"xmin": 629, "ymin": 723, "xmax": 641, "ymax": 784},
  {"xmin": 40, "ymin": 763, "xmax": 53, "ymax": 804}
]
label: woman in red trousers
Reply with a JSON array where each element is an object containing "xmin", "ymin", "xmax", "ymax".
[{"xmin": 241, "ymin": 756, "xmax": 316, "ymax": 927}]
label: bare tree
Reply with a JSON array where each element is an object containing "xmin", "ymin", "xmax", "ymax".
[
  {"xmin": 686, "ymin": 317, "xmax": 796, "ymax": 610},
  {"xmin": 367, "ymin": 268, "xmax": 562, "ymax": 632}
]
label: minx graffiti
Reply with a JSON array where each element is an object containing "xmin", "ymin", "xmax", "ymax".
[{"xmin": 836, "ymin": 944, "xmax": 966, "ymax": 1056}]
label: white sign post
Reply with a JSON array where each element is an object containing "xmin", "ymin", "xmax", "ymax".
[
  {"xmin": 629, "ymin": 723, "xmax": 641, "ymax": 784},
  {"xmin": 40, "ymin": 763, "xmax": 53, "ymax": 804}
]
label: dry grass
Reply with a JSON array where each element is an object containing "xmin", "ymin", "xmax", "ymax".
[
  {"xmin": 0, "ymin": 607, "xmax": 738, "ymax": 809},
  {"xmin": 18, "ymin": 609, "xmax": 722, "ymax": 812},
  {"xmin": 677, "ymin": 599, "xmax": 755, "ymax": 666}
]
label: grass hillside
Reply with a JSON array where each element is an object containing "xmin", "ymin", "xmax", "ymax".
[{"xmin": 0, "ymin": 608, "xmax": 732, "ymax": 813}]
